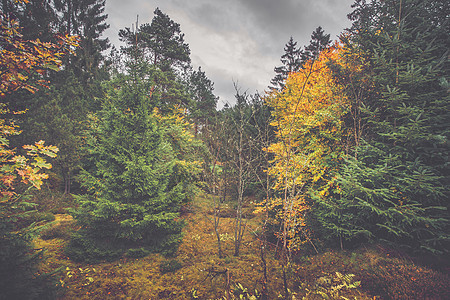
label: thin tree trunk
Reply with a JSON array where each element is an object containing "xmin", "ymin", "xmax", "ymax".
[
  {"xmin": 234, "ymin": 117, "xmax": 245, "ymax": 256},
  {"xmin": 213, "ymin": 194, "xmax": 223, "ymax": 258}
]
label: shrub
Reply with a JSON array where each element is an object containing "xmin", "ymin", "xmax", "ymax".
[
  {"xmin": 160, "ymin": 259, "xmax": 182, "ymax": 274},
  {"xmin": 125, "ymin": 248, "xmax": 150, "ymax": 258},
  {"xmin": 40, "ymin": 221, "xmax": 74, "ymax": 240},
  {"xmin": 17, "ymin": 211, "xmax": 55, "ymax": 228},
  {"xmin": 64, "ymin": 231, "xmax": 122, "ymax": 263}
]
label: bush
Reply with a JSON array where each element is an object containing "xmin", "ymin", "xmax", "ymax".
[
  {"xmin": 125, "ymin": 248, "xmax": 150, "ymax": 258},
  {"xmin": 64, "ymin": 231, "xmax": 122, "ymax": 263},
  {"xmin": 28, "ymin": 187, "xmax": 75, "ymax": 214},
  {"xmin": 160, "ymin": 259, "xmax": 182, "ymax": 274},
  {"xmin": 17, "ymin": 211, "xmax": 55, "ymax": 228},
  {"xmin": 40, "ymin": 221, "xmax": 74, "ymax": 240}
]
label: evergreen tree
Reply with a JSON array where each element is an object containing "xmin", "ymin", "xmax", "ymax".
[
  {"xmin": 301, "ymin": 26, "xmax": 331, "ymax": 63},
  {"xmin": 270, "ymin": 28, "xmax": 331, "ymax": 91},
  {"xmin": 270, "ymin": 37, "xmax": 302, "ymax": 91},
  {"xmin": 119, "ymin": 8, "xmax": 192, "ymax": 112},
  {"xmin": 8, "ymin": 0, "xmax": 59, "ymax": 42},
  {"xmin": 0, "ymin": 5, "xmax": 77, "ymax": 297},
  {"xmin": 119, "ymin": 8, "xmax": 190, "ymax": 73},
  {"xmin": 54, "ymin": 0, "xmax": 110, "ymax": 79},
  {"xmin": 67, "ymin": 61, "xmax": 201, "ymax": 262},
  {"xmin": 319, "ymin": 0, "xmax": 449, "ymax": 254},
  {"xmin": 188, "ymin": 67, "xmax": 218, "ymax": 134}
]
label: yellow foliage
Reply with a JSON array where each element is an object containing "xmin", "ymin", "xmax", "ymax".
[
  {"xmin": 0, "ymin": 12, "xmax": 79, "ymax": 96},
  {"xmin": 264, "ymin": 43, "xmax": 352, "ymax": 251}
]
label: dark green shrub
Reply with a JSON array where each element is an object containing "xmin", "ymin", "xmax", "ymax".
[
  {"xmin": 28, "ymin": 187, "xmax": 76, "ymax": 214},
  {"xmin": 126, "ymin": 247, "xmax": 150, "ymax": 258},
  {"xmin": 18, "ymin": 211, "xmax": 55, "ymax": 228},
  {"xmin": 64, "ymin": 231, "xmax": 122, "ymax": 263},
  {"xmin": 160, "ymin": 259, "xmax": 182, "ymax": 274},
  {"xmin": 40, "ymin": 221, "xmax": 74, "ymax": 240}
]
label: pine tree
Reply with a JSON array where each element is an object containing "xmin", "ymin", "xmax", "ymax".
[
  {"xmin": 321, "ymin": 0, "xmax": 450, "ymax": 254},
  {"xmin": 119, "ymin": 8, "xmax": 192, "ymax": 112},
  {"xmin": 270, "ymin": 37, "xmax": 302, "ymax": 91},
  {"xmin": 119, "ymin": 8, "xmax": 190, "ymax": 72},
  {"xmin": 301, "ymin": 26, "xmax": 331, "ymax": 63},
  {"xmin": 67, "ymin": 61, "xmax": 201, "ymax": 262},
  {"xmin": 188, "ymin": 67, "xmax": 218, "ymax": 134},
  {"xmin": 55, "ymin": 0, "xmax": 110, "ymax": 78}
]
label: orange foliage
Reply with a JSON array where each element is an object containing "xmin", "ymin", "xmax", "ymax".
[
  {"xmin": 1, "ymin": 4, "xmax": 77, "ymax": 196},
  {"xmin": 0, "ymin": 105, "xmax": 59, "ymax": 197},
  {"xmin": 0, "ymin": 9, "xmax": 79, "ymax": 96},
  {"xmin": 264, "ymin": 43, "xmax": 350, "ymax": 251}
]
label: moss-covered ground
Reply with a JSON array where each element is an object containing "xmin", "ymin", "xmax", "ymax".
[{"xmin": 34, "ymin": 193, "xmax": 450, "ymax": 299}]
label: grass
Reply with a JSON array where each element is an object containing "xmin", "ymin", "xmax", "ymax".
[{"xmin": 34, "ymin": 192, "xmax": 450, "ymax": 299}]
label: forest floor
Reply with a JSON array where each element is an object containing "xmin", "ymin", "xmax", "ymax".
[{"xmin": 35, "ymin": 192, "xmax": 450, "ymax": 299}]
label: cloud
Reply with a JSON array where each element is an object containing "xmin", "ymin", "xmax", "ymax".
[{"xmin": 104, "ymin": 0, "xmax": 354, "ymax": 107}]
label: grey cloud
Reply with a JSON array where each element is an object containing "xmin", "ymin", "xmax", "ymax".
[{"xmin": 104, "ymin": 0, "xmax": 355, "ymax": 106}]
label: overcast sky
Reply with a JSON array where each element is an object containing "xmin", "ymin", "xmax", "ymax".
[{"xmin": 104, "ymin": 0, "xmax": 355, "ymax": 107}]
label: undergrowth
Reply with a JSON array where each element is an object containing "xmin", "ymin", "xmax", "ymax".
[{"xmin": 33, "ymin": 192, "xmax": 450, "ymax": 299}]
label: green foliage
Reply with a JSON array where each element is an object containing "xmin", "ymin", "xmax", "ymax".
[
  {"xmin": 4, "ymin": 0, "xmax": 109, "ymax": 195},
  {"xmin": 119, "ymin": 7, "xmax": 190, "ymax": 71},
  {"xmin": 29, "ymin": 187, "xmax": 75, "ymax": 214},
  {"xmin": 118, "ymin": 7, "xmax": 192, "ymax": 112},
  {"xmin": 18, "ymin": 210, "xmax": 56, "ymax": 228},
  {"xmin": 40, "ymin": 220, "xmax": 73, "ymax": 240},
  {"xmin": 0, "ymin": 109, "xmax": 62, "ymax": 300},
  {"xmin": 316, "ymin": 0, "xmax": 449, "ymax": 254},
  {"xmin": 301, "ymin": 272, "xmax": 361, "ymax": 299},
  {"xmin": 126, "ymin": 247, "xmax": 151, "ymax": 258},
  {"xmin": 65, "ymin": 230, "xmax": 122, "ymax": 263},
  {"xmin": 68, "ymin": 61, "xmax": 200, "ymax": 261},
  {"xmin": 270, "ymin": 36, "xmax": 303, "ymax": 91},
  {"xmin": 188, "ymin": 66, "xmax": 218, "ymax": 133},
  {"xmin": 159, "ymin": 259, "xmax": 182, "ymax": 274}
]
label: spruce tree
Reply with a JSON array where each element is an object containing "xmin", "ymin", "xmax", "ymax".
[
  {"xmin": 4, "ymin": 0, "xmax": 110, "ymax": 193},
  {"xmin": 67, "ymin": 61, "xmax": 200, "ymax": 262},
  {"xmin": 119, "ymin": 8, "xmax": 192, "ymax": 112},
  {"xmin": 188, "ymin": 67, "xmax": 218, "ymax": 134},
  {"xmin": 55, "ymin": 0, "xmax": 110, "ymax": 79},
  {"xmin": 270, "ymin": 37, "xmax": 302, "ymax": 91},
  {"xmin": 301, "ymin": 26, "xmax": 331, "ymax": 63},
  {"xmin": 318, "ymin": 0, "xmax": 449, "ymax": 254}
]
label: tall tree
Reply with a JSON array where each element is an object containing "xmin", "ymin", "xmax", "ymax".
[
  {"xmin": 119, "ymin": 8, "xmax": 192, "ymax": 112},
  {"xmin": 188, "ymin": 67, "xmax": 218, "ymax": 135},
  {"xmin": 4, "ymin": 0, "xmax": 59, "ymax": 42},
  {"xmin": 270, "ymin": 37, "xmax": 302, "ymax": 91},
  {"xmin": 0, "ymin": 3, "xmax": 76, "ymax": 296},
  {"xmin": 54, "ymin": 0, "xmax": 110, "ymax": 80},
  {"xmin": 266, "ymin": 44, "xmax": 348, "ymax": 256},
  {"xmin": 301, "ymin": 26, "xmax": 331, "ymax": 63},
  {"xmin": 67, "ymin": 61, "xmax": 201, "ymax": 262},
  {"xmin": 324, "ymin": 0, "xmax": 450, "ymax": 254},
  {"xmin": 119, "ymin": 8, "xmax": 190, "ymax": 72}
]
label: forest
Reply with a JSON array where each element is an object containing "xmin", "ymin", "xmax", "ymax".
[{"xmin": 0, "ymin": 0, "xmax": 449, "ymax": 299}]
